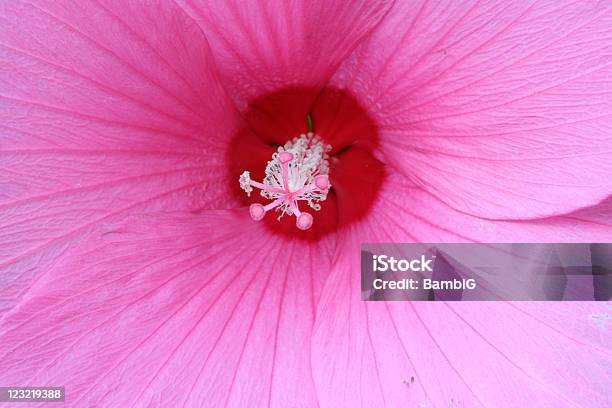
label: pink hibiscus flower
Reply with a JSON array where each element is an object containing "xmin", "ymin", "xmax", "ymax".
[{"xmin": 1, "ymin": 0, "xmax": 611, "ymax": 406}]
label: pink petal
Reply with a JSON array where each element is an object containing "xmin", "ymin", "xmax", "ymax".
[
  {"xmin": 371, "ymin": 173, "xmax": 612, "ymax": 244},
  {"xmin": 176, "ymin": 0, "xmax": 393, "ymax": 108},
  {"xmin": 329, "ymin": 1, "xmax": 612, "ymax": 219},
  {"xmin": 0, "ymin": 1, "xmax": 239, "ymax": 316},
  {"xmin": 315, "ymin": 280, "xmax": 611, "ymax": 406},
  {"xmin": 312, "ymin": 176, "xmax": 612, "ymax": 407},
  {"xmin": 0, "ymin": 211, "xmax": 333, "ymax": 406}
]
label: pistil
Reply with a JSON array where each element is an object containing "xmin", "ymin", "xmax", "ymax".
[{"xmin": 239, "ymin": 133, "xmax": 331, "ymax": 230}]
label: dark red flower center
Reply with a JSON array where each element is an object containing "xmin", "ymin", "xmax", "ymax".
[{"xmin": 228, "ymin": 86, "xmax": 385, "ymax": 240}]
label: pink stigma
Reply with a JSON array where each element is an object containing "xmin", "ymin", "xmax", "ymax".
[
  {"xmin": 249, "ymin": 203, "xmax": 265, "ymax": 221},
  {"xmin": 296, "ymin": 213, "xmax": 313, "ymax": 230},
  {"xmin": 239, "ymin": 133, "xmax": 332, "ymax": 230},
  {"xmin": 278, "ymin": 151, "xmax": 294, "ymax": 164}
]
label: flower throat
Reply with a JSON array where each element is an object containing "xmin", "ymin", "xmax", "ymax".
[{"xmin": 228, "ymin": 86, "xmax": 384, "ymax": 240}]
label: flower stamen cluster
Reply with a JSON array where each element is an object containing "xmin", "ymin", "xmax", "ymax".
[{"xmin": 239, "ymin": 133, "xmax": 332, "ymax": 230}]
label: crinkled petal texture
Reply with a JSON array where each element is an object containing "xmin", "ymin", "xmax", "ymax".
[
  {"xmin": 330, "ymin": 1, "xmax": 612, "ymax": 219},
  {"xmin": 176, "ymin": 0, "xmax": 393, "ymax": 109},
  {"xmin": 312, "ymin": 175, "xmax": 612, "ymax": 407},
  {"xmin": 0, "ymin": 0, "xmax": 239, "ymax": 316},
  {"xmin": 0, "ymin": 212, "xmax": 335, "ymax": 407}
]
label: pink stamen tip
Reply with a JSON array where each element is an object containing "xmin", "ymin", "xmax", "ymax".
[
  {"xmin": 278, "ymin": 151, "xmax": 294, "ymax": 164},
  {"xmin": 296, "ymin": 212, "xmax": 313, "ymax": 230},
  {"xmin": 249, "ymin": 203, "xmax": 265, "ymax": 221},
  {"xmin": 315, "ymin": 175, "xmax": 329, "ymax": 190}
]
